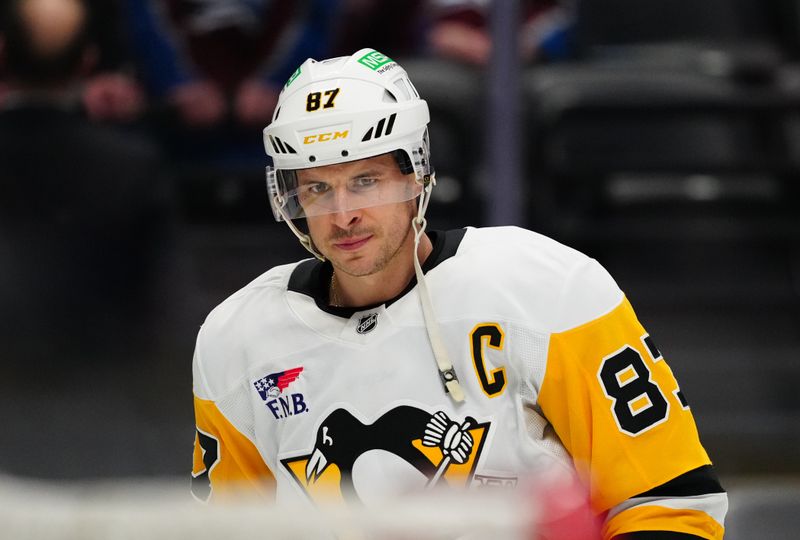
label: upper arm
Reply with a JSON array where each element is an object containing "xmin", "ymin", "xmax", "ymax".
[
  {"xmin": 538, "ymin": 282, "xmax": 726, "ymax": 538},
  {"xmin": 191, "ymin": 394, "xmax": 276, "ymax": 502},
  {"xmin": 191, "ymin": 329, "xmax": 275, "ymax": 502}
]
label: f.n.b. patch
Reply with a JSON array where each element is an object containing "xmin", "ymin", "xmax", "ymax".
[{"xmin": 254, "ymin": 367, "xmax": 309, "ymax": 420}]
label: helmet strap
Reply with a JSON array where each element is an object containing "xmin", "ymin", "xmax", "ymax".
[
  {"xmin": 411, "ymin": 173, "xmax": 465, "ymax": 403},
  {"xmin": 274, "ymin": 195, "xmax": 326, "ymax": 261}
]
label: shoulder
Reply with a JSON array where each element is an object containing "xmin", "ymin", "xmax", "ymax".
[
  {"xmin": 193, "ymin": 261, "xmax": 305, "ymax": 399},
  {"xmin": 447, "ymin": 227, "xmax": 624, "ymax": 332},
  {"xmin": 458, "ymin": 226, "xmax": 587, "ymax": 269},
  {"xmin": 207, "ymin": 261, "xmax": 298, "ymax": 321}
]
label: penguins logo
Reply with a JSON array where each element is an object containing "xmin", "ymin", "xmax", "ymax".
[{"xmin": 280, "ymin": 406, "xmax": 490, "ymax": 503}]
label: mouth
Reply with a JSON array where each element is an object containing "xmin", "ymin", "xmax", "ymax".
[{"xmin": 333, "ymin": 235, "xmax": 372, "ymax": 252}]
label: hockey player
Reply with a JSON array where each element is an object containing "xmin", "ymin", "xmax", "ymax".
[{"xmin": 191, "ymin": 48, "xmax": 727, "ymax": 539}]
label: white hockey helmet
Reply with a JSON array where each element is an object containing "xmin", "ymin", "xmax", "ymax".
[{"xmin": 263, "ymin": 48, "xmax": 433, "ymax": 222}]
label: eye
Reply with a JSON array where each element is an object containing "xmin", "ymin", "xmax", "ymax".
[
  {"xmin": 305, "ymin": 182, "xmax": 331, "ymax": 196},
  {"xmin": 350, "ymin": 176, "xmax": 379, "ymax": 191},
  {"xmin": 322, "ymin": 426, "xmax": 333, "ymax": 446}
]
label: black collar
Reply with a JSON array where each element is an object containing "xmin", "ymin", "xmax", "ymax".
[{"xmin": 287, "ymin": 228, "xmax": 466, "ymax": 318}]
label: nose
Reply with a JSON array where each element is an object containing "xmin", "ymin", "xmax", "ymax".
[
  {"xmin": 331, "ymin": 207, "xmax": 361, "ymax": 229},
  {"xmin": 330, "ymin": 188, "xmax": 361, "ymax": 228}
]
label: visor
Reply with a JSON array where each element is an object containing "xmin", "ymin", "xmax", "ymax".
[{"xmin": 267, "ymin": 163, "xmax": 423, "ymax": 221}]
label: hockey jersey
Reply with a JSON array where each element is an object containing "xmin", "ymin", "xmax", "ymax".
[{"xmin": 191, "ymin": 226, "xmax": 727, "ymax": 539}]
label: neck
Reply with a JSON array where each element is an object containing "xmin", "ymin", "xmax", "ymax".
[{"xmin": 331, "ymin": 231, "xmax": 433, "ymax": 308}]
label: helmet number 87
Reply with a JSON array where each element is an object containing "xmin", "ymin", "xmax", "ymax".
[
  {"xmin": 597, "ymin": 337, "xmax": 684, "ymax": 436},
  {"xmin": 306, "ymin": 88, "xmax": 340, "ymax": 111}
]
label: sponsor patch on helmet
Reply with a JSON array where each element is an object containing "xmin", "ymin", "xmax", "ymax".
[
  {"xmin": 285, "ymin": 66, "xmax": 301, "ymax": 88},
  {"xmin": 358, "ymin": 50, "xmax": 394, "ymax": 71}
]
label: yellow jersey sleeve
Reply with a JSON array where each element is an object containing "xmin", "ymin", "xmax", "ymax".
[
  {"xmin": 191, "ymin": 394, "xmax": 276, "ymax": 502},
  {"xmin": 538, "ymin": 297, "xmax": 720, "ymax": 538}
]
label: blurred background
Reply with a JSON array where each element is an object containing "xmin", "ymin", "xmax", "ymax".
[{"xmin": 0, "ymin": 0, "xmax": 798, "ymax": 536}]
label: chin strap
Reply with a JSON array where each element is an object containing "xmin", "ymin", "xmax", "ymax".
[
  {"xmin": 412, "ymin": 174, "xmax": 465, "ymax": 403},
  {"xmin": 274, "ymin": 195, "xmax": 326, "ymax": 261}
]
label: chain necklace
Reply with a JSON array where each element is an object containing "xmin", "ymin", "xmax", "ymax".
[{"xmin": 329, "ymin": 270, "xmax": 342, "ymax": 307}]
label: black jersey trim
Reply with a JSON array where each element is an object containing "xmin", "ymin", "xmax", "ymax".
[
  {"xmin": 608, "ymin": 467, "xmax": 724, "ymax": 540},
  {"xmin": 287, "ymin": 228, "xmax": 467, "ymax": 318},
  {"xmin": 632, "ymin": 465, "xmax": 725, "ymax": 499}
]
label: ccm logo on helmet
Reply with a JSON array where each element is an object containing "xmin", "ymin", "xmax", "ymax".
[{"xmin": 303, "ymin": 131, "xmax": 350, "ymax": 144}]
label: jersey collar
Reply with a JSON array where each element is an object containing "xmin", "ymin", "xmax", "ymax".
[{"xmin": 287, "ymin": 228, "xmax": 467, "ymax": 318}]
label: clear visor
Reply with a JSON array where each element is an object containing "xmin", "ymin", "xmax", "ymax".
[{"xmin": 267, "ymin": 159, "xmax": 423, "ymax": 221}]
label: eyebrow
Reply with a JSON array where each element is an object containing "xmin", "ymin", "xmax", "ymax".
[
  {"xmin": 298, "ymin": 168, "xmax": 385, "ymax": 185},
  {"xmin": 352, "ymin": 169, "xmax": 383, "ymax": 179}
]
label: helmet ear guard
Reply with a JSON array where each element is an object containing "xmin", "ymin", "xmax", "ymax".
[{"xmin": 392, "ymin": 149, "xmax": 414, "ymax": 176}]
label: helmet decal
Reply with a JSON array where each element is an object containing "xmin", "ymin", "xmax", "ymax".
[
  {"xmin": 305, "ymin": 88, "xmax": 340, "ymax": 112},
  {"xmin": 284, "ymin": 66, "xmax": 302, "ymax": 89},
  {"xmin": 356, "ymin": 50, "xmax": 395, "ymax": 72}
]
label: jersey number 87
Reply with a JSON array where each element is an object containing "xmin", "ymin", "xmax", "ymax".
[{"xmin": 597, "ymin": 335, "xmax": 688, "ymax": 436}]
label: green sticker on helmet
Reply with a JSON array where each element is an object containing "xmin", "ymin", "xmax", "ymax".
[
  {"xmin": 358, "ymin": 50, "xmax": 394, "ymax": 71},
  {"xmin": 285, "ymin": 67, "xmax": 301, "ymax": 87}
]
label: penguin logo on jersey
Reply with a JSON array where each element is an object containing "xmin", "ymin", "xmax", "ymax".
[
  {"xmin": 356, "ymin": 313, "xmax": 378, "ymax": 334},
  {"xmin": 280, "ymin": 406, "xmax": 490, "ymax": 503}
]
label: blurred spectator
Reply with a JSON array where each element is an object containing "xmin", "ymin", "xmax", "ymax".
[
  {"xmin": 79, "ymin": 0, "xmax": 145, "ymax": 122},
  {"xmin": 330, "ymin": 0, "xmax": 428, "ymax": 59},
  {"xmin": 0, "ymin": 0, "xmax": 146, "ymax": 122},
  {"xmin": 0, "ymin": 0, "xmax": 171, "ymax": 370},
  {"xmin": 123, "ymin": 0, "xmax": 340, "ymax": 130},
  {"xmin": 427, "ymin": 0, "xmax": 575, "ymax": 66}
]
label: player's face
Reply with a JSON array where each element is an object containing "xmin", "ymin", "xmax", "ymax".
[{"xmin": 297, "ymin": 154, "xmax": 418, "ymax": 278}]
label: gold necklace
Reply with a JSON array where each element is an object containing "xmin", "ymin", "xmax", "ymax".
[{"xmin": 329, "ymin": 270, "xmax": 342, "ymax": 307}]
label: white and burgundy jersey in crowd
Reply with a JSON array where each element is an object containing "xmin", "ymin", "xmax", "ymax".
[{"xmin": 191, "ymin": 226, "xmax": 727, "ymax": 539}]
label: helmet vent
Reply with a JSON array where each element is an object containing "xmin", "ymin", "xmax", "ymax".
[
  {"xmin": 361, "ymin": 113, "xmax": 397, "ymax": 142},
  {"xmin": 375, "ymin": 118, "xmax": 387, "ymax": 138},
  {"xmin": 385, "ymin": 113, "xmax": 397, "ymax": 135},
  {"xmin": 393, "ymin": 79, "xmax": 411, "ymax": 101},
  {"xmin": 408, "ymin": 80, "xmax": 420, "ymax": 98},
  {"xmin": 382, "ymin": 90, "xmax": 398, "ymax": 103},
  {"xmin": 270, "ymin": 135, "xmax": 297, "ymax": 154}
]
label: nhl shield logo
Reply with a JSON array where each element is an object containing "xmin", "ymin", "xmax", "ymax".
[{"xmin": 356, "ymin": 313, "xmax": 378, "ymax": 334}]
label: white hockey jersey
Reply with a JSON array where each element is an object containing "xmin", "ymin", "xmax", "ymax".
[{"xmin": 192, "ymin": 226, "xmax": 727, "ymax": 539}]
